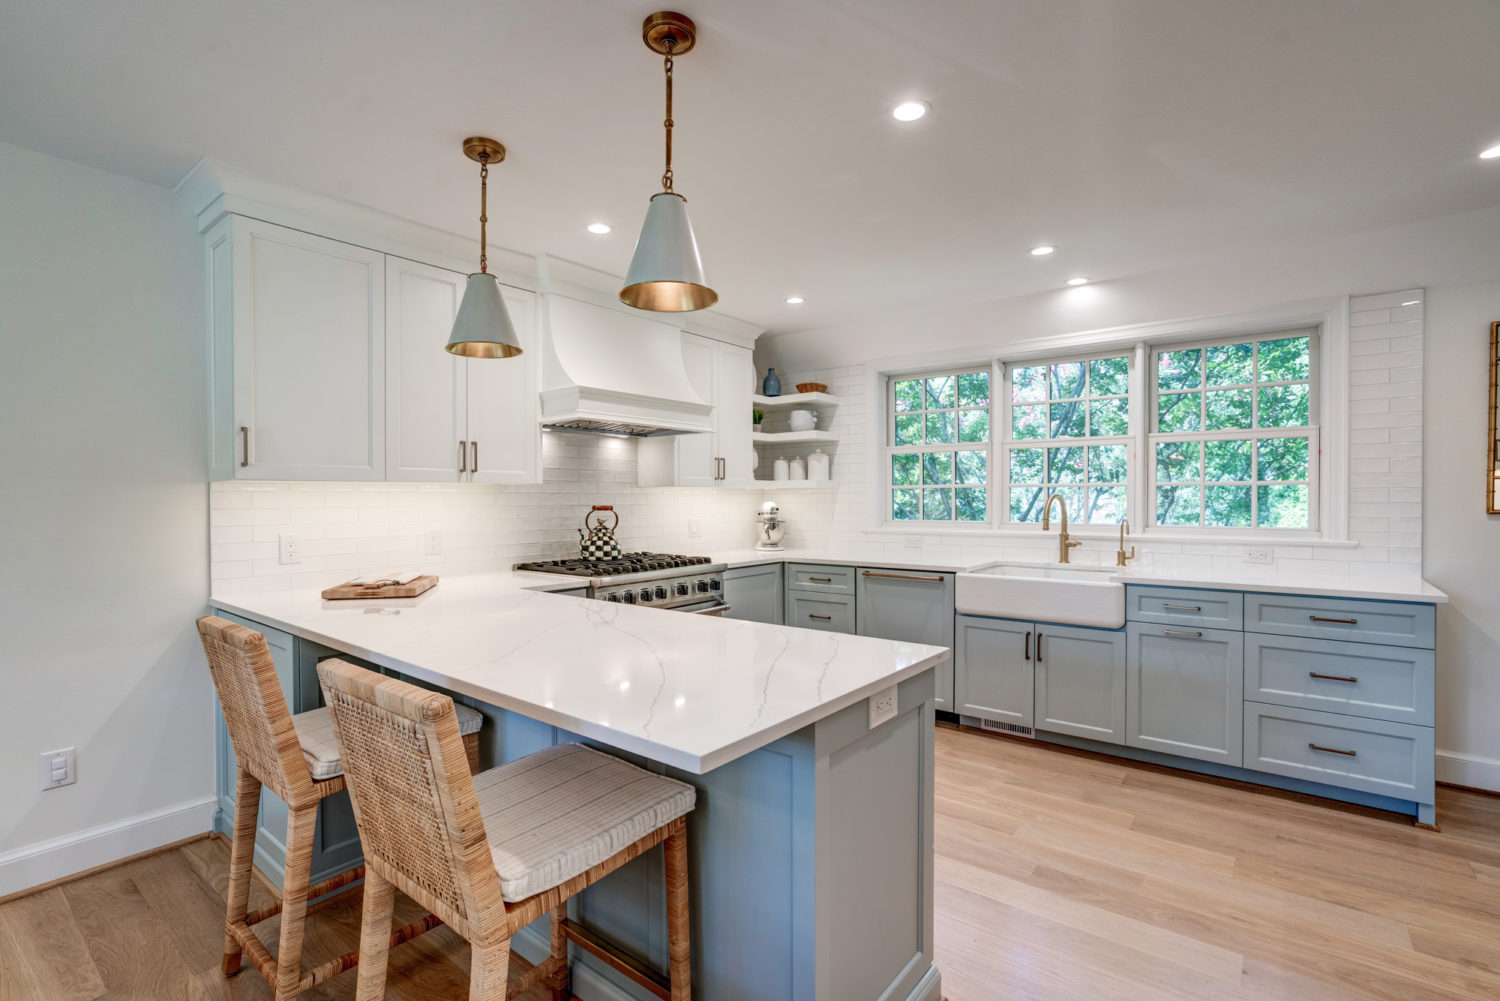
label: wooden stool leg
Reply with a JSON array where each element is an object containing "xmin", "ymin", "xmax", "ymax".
[
  {"xmin": 222, "ymin": 767, "xmax": 262, "ymax": 977},
  {"xmin": 548, "ymin": 905, "xmax": 570, "ymax": 1001},
  {"xmin": 664, "ymin": 823, "xmax": 691, "ymax": 1001},
  {"xmin": 273, "ymin": 802, "xmax": 318, "ymax": 1001},
  {"xmin": 469, "ymin": 939, "xmax": 511, "ymax": 1001},
  {"xmin": 354, "ymin": 870, "xmax": 397, "ymax": 1001}
]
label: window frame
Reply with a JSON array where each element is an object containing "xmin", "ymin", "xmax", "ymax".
[{"xmin": 884, "ymin": 367, "xmax": 995, "ymax": 526}]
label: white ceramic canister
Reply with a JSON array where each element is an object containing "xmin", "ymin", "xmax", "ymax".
[
  {"xmin": 773, "ymin": 456, "xmax": 789, "ymax": 481},
  {"xmin": 807, "ymin": 448, "xmax": 830, "ymax": 481},
  {"xmin": 789, "ymin": 456, "xmax": 807, "ymax": 480}
]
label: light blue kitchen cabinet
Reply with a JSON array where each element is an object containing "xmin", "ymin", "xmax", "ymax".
[
  {"xmin": 786, "ymin": 591, "xmax": 855, "ymax": 633},
  {"xmin": 954, "ymin": 615, "xmax": 1033, "ymax": 728},
  {"xmin": 856, "ymin": 568, "xmax": 955, "ymax": 710},
  {"xmin": 1126, "ymin": 622, "xmax": 1244, "ymax": 766},
  {"xmin": 1034, "ymin": 624, "xmax": 1128, "ymax": 744},
  {"xmin": 722, "ymin": 563, "xmax": 784, "ymax": 624}
]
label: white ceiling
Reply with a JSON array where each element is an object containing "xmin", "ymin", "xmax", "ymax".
[{"xmin": 3, "ymin": 0, "xmax": 1499, "ymax": 334}]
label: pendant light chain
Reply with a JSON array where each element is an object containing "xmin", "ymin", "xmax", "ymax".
[
  {"xmin": 478, "ymin": 155, "xmax": 490, "ymax": 274},
  {"xmin": 662, "ymin": 37, "xmax": 675, "ymax": 192}
]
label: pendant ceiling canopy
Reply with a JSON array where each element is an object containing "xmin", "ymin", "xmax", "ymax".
[
  {"xmin": 447, "ymin": 136, "xmax": 524, "ymax": 358},
  {"xmin": 620, "ymin": 11, "xmax": 718, "ymax": 313}
]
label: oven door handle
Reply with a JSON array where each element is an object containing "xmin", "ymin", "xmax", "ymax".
[{"xmin": 683, "ymin": 600, "xmax": 733, "ymax": 616}]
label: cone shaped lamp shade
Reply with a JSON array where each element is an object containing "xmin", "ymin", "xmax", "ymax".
[
  {"xmin": 620, "ymin": 192, "xmax": 718, "ymax": 312},
  {"xmin": 446, "ymin": 272, "xmax": 523, "ymax": 358}
]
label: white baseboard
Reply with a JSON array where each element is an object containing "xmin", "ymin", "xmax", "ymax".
[
  {"xmin": 0, "ymin": 795, "xmax": 217, "ymax": 898},
  {"xmin": 1437, "ymin": 749, "xmax": 1500, "ymax": 794}
]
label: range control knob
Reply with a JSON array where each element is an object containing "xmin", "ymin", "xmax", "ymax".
[
  {"xmin": 620, "ymin": 591, "xmax": 636, "ymax": 604},
  {"xmin": 674, "ymin": 582, "xmax": 689, "ymax": 596},
  {"xmin": 605, "ymin": 592, "xmax": 620, "ymax": 602},
  {"xmin": 695, "ymin": 579, "xmax": 710, "ymax": 593},
  {"xmin": 654, "ymin": 585, "xmax": 669, "ymax": 600},
  {"xmin": 639, "ymin": 588, "xmax": 653, "ymax": 603},
  {"xmin": 708, "ymin": 578, "xmax": 722, "ymax": 591}
]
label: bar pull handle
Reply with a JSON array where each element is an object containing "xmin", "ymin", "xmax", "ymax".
[
  {"xmin": 1036, "ymin": 633, "xmax": 1043, "ymax": 663},
  {"xmin": 809, "ymin": 614, "xmax": 832, "ymax": 621},
  {"xmin": 1024, "ymin": 631, "xmax": 1031, "ymax": 662},
  {"xmin": 470, "ymin": 440, "xmax": 478, "ymax": 472},
  {"xmin": 239, "ymin": 426, "xmax": 249, "ymax": 468},
  {"xmin": 1309, "ymin": 672, "xmax": 1358, "ymax": 683},
  {"xmin": 1308, "ymin": 743, "xmax": 1357, "ymax": 757},
  {"xmin": 1162, "ymin": 603, "xmax": 1201, "ymax": 612},
  {"xmin": 1164, "ymin": 628, "xmax": 1203, "ymax": 638},
  {"xmin": 809, "ymin": 576, "xmax": 833, "ymax": 583},
  {"xmin": 459, "ymin": 440, "xmax": 468, "ymax": 473},
  {"xmin": 861, "ymin": 571, "xmax": 945, "ymax": 582},
  {"xmin": 1310, "ymin": 615, "xmax": 1358, "ymax": 625}
]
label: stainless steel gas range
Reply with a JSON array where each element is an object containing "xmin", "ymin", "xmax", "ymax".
[{"xmin": 515, "ymin": 553, "xmax": 730, "ymax": 615}]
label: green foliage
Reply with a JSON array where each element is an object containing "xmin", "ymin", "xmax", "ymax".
[
  {"xmin": 1089, "ymin": 356, "xmax": 1130, "ymax": 396},
  {"xmin": 1258, "ymin": 336, "xmax": 1310, "ymax": 382},
  {"xmin": 891, "ymin": 453, "xmax": 919, "ymax": 486},
  {"xmin": 894, "ymin": 379, "xmax": 923, "ymax": 412},
  {"xmin": 1158, "ymin": 391, "xmax": 1201, "ymax": 432},
  {"xmin": 955, "ymin": 488, "xmax": 986, "ymax": 521},
  {"xmin": 1089, "ymin": 397, "xmax": 1129, "ymax": 435},
  {"xmin": 1158, "ymin": 349, "xmax": 1202, "ymax": 390},
  {"xmin": 925, "ymin": 375, "xmax": 955, "ymax": 409},
  {"xmin": 957, "ymin": 372, "xmax": 989, "ymax": 407},
  {"xmin": 752, "ymin": 408, "xmax": 765, "ymax": 424}
]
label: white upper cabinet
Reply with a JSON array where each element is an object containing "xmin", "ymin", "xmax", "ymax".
[
  {"xmin": 637, "ymin": 333, "xmax": 755, "ymax": 488},
  {"xmin": 384, "ymin": 260, "xmax": 540, "ymax": 484},
  {"xmin": 211, "ymin": 217, "xmax": 386, "ymax": 480}
]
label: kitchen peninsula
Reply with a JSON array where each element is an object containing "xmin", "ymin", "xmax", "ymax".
[{"xmin": 211, "ymin": 571, "xmax": 950, "ymax": 1001}]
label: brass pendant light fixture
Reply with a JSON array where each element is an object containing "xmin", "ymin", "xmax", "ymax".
[
  {"xmin": 619, "ymin": 11, "xmax": 718, "ymax": 312},
  {"xmin": 446, "ymin": 137, "xmax": 524, "ymax": 358}
]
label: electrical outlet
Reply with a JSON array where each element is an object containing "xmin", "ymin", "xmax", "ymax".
[
  {"xmin": 902, "ymin": 535, "xmax": 923, "ymax": 550},
  {"xmin": 688, "ymin": 519, "xmax": 702, "ymax": 538},
  {"xmin": 1243, "ymin": 547, "xmax": 1273, "ymax": 565},
  {"xmin": 424, "ymin": 529, "xmax": 444, "ymax": 556},
  {"xmin": 278, "ymin": 534, "xmax": 300, "ymax": 565},
  {"xmin": 868, "ymin": 685, "xmax": 898, "ymax": 729},
  {"xmin": 39, "ymin": 747, "xmax": 76, "ymax": 791}
]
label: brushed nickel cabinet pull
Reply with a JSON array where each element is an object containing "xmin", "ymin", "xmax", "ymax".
[
  {"xmin": 862, "ymin": 571, "xmax": 945, "ymax": 582},
  {"xmin": 1310, "ymin": 615, "xmax": 1358, "ymax": 625},
  {"xmin": 1164, "ymin": 628, "xmax": 1203, "ymax": 638},
  {"xmin": 1309, "ymin": 672, "xmax": 1359, "ymax": 683},
  {"xmin": 1162, "ymin": 603, "xmax": 1202, "ymax": 612},
  {"xmin": 470, "ymin": 440, "xmax": 478, "ymax": 472},
  {"xmin": 459, "ymin": 440, "xmax": 468, "ymax": 474},
  {"xmin": 809, "ymin": 614, "xmax": 832, "ymax": 621},
  {"xmin": 239, "ymin": 426, "xmax": 249, "ymax": 468},
  {"xmin": 809, "ymin": 576, "xmax": 833, "ymax": 583},
  {"xmin": 1308, "ymin": 742, "xmax": 1357, "ymax": 757},
  {"xmin": 1024, "ymin": 631, "xmax": 1031, "ymax": 662}
]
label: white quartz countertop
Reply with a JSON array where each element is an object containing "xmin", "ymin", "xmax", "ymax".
[
  {"xmin": 714, "ymin": 549, "xmax": 1447, "ymax": 603},
  {"xmin": 211, "ymin": 572, "xmax": 950, "ymax": 775}
]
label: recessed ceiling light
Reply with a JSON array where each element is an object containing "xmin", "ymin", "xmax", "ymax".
[
  {"xmin": 891, "ymin": 100, "xmax": 929, "ymax": 122},
  {"xmin": 586, "ymin": 222, "xmax": 612, "ymax": 234},
  {"xmin": 1030, "ymin": 245, "xmax": 1056, "ymax": 256},
  {"xmin": 1066, "ymin": 277, "xmax": 1091, "ymax": 286},
  {"xmin": 1480, "ymin": 144, "xmax": 1500, "ymax": 160},
  {"xmin": 785, "ymin": 296, "xmax": 805, "ymax": 304}
]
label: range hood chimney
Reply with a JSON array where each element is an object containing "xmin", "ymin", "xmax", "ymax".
[{"xmin": 538, "ymin": 293, "xmax": 713, "ymax": 436}]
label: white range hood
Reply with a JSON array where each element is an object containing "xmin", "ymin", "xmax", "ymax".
[{"xmin": 539, "ymin": 294, "xmax": 713, "ymax": 436}]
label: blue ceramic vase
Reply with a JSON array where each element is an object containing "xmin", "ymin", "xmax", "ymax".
[{"xmin": 762, "ymin": 368, "xmax": 782, "ymax": 397}]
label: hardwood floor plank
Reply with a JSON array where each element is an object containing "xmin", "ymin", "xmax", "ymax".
[
  {"xmin": 61, "ymin": 868, "xmax": 205, "ymax": 1001},
  {"xmin": 1472, "ymin": 860, "xmax": 1500, "ymax": 886},
  {"xmin": 0, "ymin": 887, "xmax": 105, "ymax": 1001}
]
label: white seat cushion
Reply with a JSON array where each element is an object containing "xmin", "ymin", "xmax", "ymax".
[
  {"xmin": 474, "ymin": 742, "xmax": 696, "ymax": 902},
  {"xmin": 293, "ymin": 701, "xmax": 483, "ymax": 781}
]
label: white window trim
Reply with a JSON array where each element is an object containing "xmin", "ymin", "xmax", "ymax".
[{"xmin": 865, "ymin": 296, "xmax": 1351, "ymax": 544}]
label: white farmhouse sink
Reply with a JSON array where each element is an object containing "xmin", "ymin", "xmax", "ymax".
[{"xmin": 955, "ymin": 561, "xmax": 1125, "ymax": 628}]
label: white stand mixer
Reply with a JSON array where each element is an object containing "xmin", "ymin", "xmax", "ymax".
[{"xmin": 755, "ymin": 500, "xmax": 786, "ymax": 551}]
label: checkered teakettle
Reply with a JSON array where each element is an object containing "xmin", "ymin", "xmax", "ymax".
[{"xmin": 578, "ymin": 505, "xmax": 622, "ymax": 561}]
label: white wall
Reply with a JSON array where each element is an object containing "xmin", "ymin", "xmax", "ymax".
[
  {"xmin": 1423, "ymin": 280, "xmax": 1500, "ymax": 792},
  {"xmin": 0, "ymin": 141, "xmax": 211, "ymax": 888},
  {"xmin": 209, "ymin": 432, "xmax": 765, "ymax": 590}
]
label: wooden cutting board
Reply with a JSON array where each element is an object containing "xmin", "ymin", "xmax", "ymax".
[{"xmin": 321, "ymin": 575, "xmax": 438, "ymax": 600}]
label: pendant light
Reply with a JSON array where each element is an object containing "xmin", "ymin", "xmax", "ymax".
[
  {"xmin": 446, "ymin": 137, "xmax": 524, "ymax": 358},
  {"xmin": 620, "ymin": 11, "xmax": 718, "ymax": 312}
]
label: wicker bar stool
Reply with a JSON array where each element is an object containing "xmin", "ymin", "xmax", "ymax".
[
  {"xmin": 195, "ymin": 616, "xmax": 482, "ymax": 1000},
  {"xmin": 316, "ymin": 658, "xmax": 696, "ymax": 1001}
]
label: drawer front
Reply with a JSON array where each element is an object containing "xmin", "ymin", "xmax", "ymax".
[
  {"xmin": 1244, "ymin": 594, "xmax": 1435, "ymax": 649},
  {"xmin": 786, "ymin": 592, "xmax": 855, "ymax": 633},
  {"xmin": 786, "ymin": 563, "xmax": 856, "ymax": 594},
  {"xmin": 1243, "ymin": 702, "xmax": 1434, "ymax": 803},
  {"xmin": 1127, "ymin": 586, "xmax": 1243, "ymax": 630},
  {"xmin": 1244, "ymin": 634, "xmax": 1434, "ymax": 725}
]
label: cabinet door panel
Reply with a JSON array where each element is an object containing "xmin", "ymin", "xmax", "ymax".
[
  {"xmin": 955, "ymin": 615, "xmax": 1032, "ymax": 727},
  {"xmin": 722, "ymin": 564, "xmax": 784, "ymax": 624},
  {"xmin": 385, "ymin": 258, "xmax": 466, "ymax": 481},
  {"xmin": 233, "ymin": 220, "xmax": 385, "ymax": 480},
  {"xmin": 856, "ymin": 570, "xmax": 954, "ymax": 708},
  {"xmin": 468, "ymin": 288, "xmax": 541, "ymax": 483},
  {"xmin": 1127, "ymin": 623, "xmax": 1243, "ymax": 765},
  {"xmin": 1035, "ymin": 624, "xmax": 1126, "ymax": 743},
  {"xmin": 674, "ymin": 333, "xmax": 718, "ymax": 487},
  {"xmin": 715, "ymin": 342, "xmax": 756, "ymax": 484}
]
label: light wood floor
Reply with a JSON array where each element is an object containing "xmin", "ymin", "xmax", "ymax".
[{"xmin": 3, "ymin": 727, "xmax": 1497, "ymax": 1000}]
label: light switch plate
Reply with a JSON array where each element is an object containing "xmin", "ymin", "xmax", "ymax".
[
  {"xmin": 39, "ymin": 747, "xmax": 76, "ymax": 791},
  {"xmin": 868, "ymin": 685, "xmax": 898, "ymax": 729}
]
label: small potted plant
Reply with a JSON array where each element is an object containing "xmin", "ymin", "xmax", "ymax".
[{"xmin": 752, "ymin": 408, "xmax": 765, "ymax": 433}]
